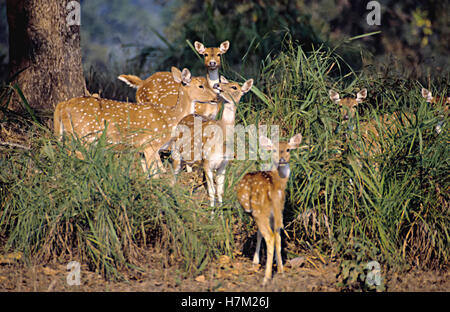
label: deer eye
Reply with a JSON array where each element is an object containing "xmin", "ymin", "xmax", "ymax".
[
  {"xmin": 217, "ymin": 53, "xmax": 221, "ymax": 57},
  {"xmin": 204, "ymin": 53, "xmax": 209, "ymax": 57},
  {"xmin": 231, "ymin": 86, "xmax": 237, "ymax": 90},
  {"xmin": 199, "ymin": 85, "xmax": 204, "ymax": 89}
]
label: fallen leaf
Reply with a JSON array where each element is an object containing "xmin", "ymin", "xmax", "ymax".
[
  {"xmin": 250, "ymin": 264, "xmax": 261, "ymax": 273},
  {"xmin": 47, "ymin": 280, "xmax": 57, "ymax": 291},
  {"xmin": 288, "ymin": 256, "xmax": 305, "ymax": 268},
  {"xmin": 0, "ymin": 252, "xmax": 23, "ymax": 264},
  {"xmin": 41, "ymin": 266, "xmax": 59, "ymax": 276},
  {"xmin": 218, "ymin": 255, "xmax": 231, "ymax": 266},
  {"xmin": 195, "ymin": 275, "xmax": 206, "ymax": 282}
]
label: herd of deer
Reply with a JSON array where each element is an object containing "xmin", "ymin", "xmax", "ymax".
[{"xmin": 53, "ymin": 40, "xmax": 448, "ymax": 285}]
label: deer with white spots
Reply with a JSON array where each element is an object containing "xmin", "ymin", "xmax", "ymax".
[
  {"xmin": 118, "ymin": 41, "xmax": 230, "ymax": 120},
  {"xmin": 172, "ymin": 78, "xmax": 253, "ymax": 207},
  {"xmin": 193, "ymin": 40, "xmax": 230, "ymax": 89},
  {"xmin": 54, "ymin": 67, "xmax": 219, "ymax": 178},
  {"xmin": 236, "ymin": 133, "xmax": 303, "ymax": 285}
]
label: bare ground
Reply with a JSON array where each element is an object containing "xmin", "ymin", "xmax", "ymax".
[{"xmin": 0, "ymin": 247, "xmax": 448, "ymax": 292}]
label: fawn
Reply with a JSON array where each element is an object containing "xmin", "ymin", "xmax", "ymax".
[
  {"xmin": 54, "ymin": 67, "xmax": 219, "ymax": 178},
  {"xmin": 236, "ymin": 133, "xmax": 303, "ymax": 285},
  {"xmin": 421, "ymin": 88, "xmax": 449, "ymax": 134},
  {"xmin": 172, "ymin": 78, "xmax": 253, "ymax": 207},
  {"xmin": 118, "ymin": 41, "xmax": 230, "ymax": 120}
]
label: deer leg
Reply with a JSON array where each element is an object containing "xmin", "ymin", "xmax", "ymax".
[
  {"xmin": 155, "ymin": 152, "xmax": 166, "ymax": 173},
  {"xmin": 171, "ymin": 157, "xmax": 182, "ymax": 186},
  {"xmin": 275, "ymin": 228, "xmax": 283, "ymax": 274},
  {"xmin": 259, "ymin": 224, "xmax": 274, "ymax": 285},
  {"xmin": 143, "ymin": 149, "xmax": 164, "ymax": 179},
  {"xmin": 204, "ymin": 168, "xmax": 216, "ymax": 207},
  {"xmin": 253, "ymin": 230, "xmax": 262, "ymax": 265},
  {"xmin": 215, "ymin": 161, "xmax": 227, "ymax": 206}
]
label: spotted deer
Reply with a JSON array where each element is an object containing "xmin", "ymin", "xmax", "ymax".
[
  {"xmin": 172, "ymin": 78, "xmax": 253, "ymax": 207},
  {"xmin": 330, "ymin": 88, "xmax": 438, "ymax": 172},
  {"xmin": 194, "ymin": 40, "xmax": 230, "ymax": 89},
  {"xmin": 118, "ymin": 41, "xmax": 230, "ymax": 120},
  {"xmin": 421, "ymin": 88, "xmax": 449, "ymax": 134},
  {"xmin": 329, "ymin": 87, "xmax": 392, "ymax": 174},
  {"xmin": 329, "ymin": 88, "xmax": 367, "ymax": 129},
  {"xmin": 236, "ymin": 133, "xmax": 302, "ymax": 285},
  {"xmin": 329, "ymin": 88, "xmax": 393, "ymax": 162},
  {"xmin": 54, "ymin": 67, "xmax": 219, "ymax": 178}
]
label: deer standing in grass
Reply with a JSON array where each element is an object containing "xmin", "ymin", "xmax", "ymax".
[
  {"xmin": 118, "ymin": 41, "xmax": 230, "ymax": 120},
  {"xmin": 329, "ymin": 88, "xmax": 375, "ymax": 151},
  {"xmin": 330, "ymin": 88, "xmax": 447, "ymax": 161},
  {"xmin": 330, "ymin": 88, "xmax": 408, "ymax": 157},
  {"xmin": 54, "ymin": 67, "xmax": 219, "ymax": 178},
  {"xmin": 172, "ymin": 78, "xmax": 253, "ymax": 207},
  {"xmin": 421, "ymin": 88, "xmax": 449, "ymax": 134},
  {"xmin": 236, "ymin": 133, "xmax": 302, "ymax": 285}
]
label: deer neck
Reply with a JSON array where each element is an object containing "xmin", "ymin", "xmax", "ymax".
[
  {"xmin": 218, "ymin": 102, "xmax": 236, "ymax": 127},
  {"xmin": 173, "ymin": 88, "xmax": 195, "ymax": 122},
  {"xmin": 207, "ymin": 68, "xmax": 220, "ymax": 89},
  {"xmin": 271, "ymin": 163, "xmax": 290, "ymax": 186}
]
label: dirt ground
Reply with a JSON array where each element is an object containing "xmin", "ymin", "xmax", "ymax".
[{"xmin": 0, "ymin": 247, "xmax": 448, "ymax": 292}]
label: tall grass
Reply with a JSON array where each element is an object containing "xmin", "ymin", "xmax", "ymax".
[{"xmin": 0, "ymin": 124, "xmax": 236, "ymax": 279}]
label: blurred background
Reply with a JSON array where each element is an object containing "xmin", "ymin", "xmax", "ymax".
[{"xmin": 0, "ymin": 0, "xmax": 449, "ymax": 93}]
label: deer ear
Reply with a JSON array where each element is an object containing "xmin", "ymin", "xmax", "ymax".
[
  {"xmin": 194, "ymin": 41, "xmax": 206, "ymax": 54},
  {"xmin": 259, "ymin": 135, "xmax": 274, "ymax": 151},
  {"xmin": 181, "ymin": 68, "xmax": 192, "ymax": 84},
  {"xmin": 220, "ymin": 41, "xmax": 230, "ymax": 54},
  {"xmin": 422, "ymin": 88, "xmax": 433, "ymax": 102},
  {"xmin": 171, "ymin": 67, "xmax": 183, "ymax": 83},
  {"xmin": 241, "ymin": 79, "xmax": 254, "ymax": 94},
  {"xmin": 329, "ymin": 90, "xmax": 340, "ymax": 103},
  {"xmin": 288, "ymin": 133, "xmax": 302, "ymax": 149},
  {"xmin": 356, "ymin": 88, "xmax": 367, "ymax": 103},
  {"xmin": 220, "ymin": 76, "xmax": 229, "ymax": 84}
]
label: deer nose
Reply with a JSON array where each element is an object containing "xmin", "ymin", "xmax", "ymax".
[
  {"xmin": 213, "ymin": 83, "xmax": 221, "ymax": 91},
  {"xmin": 343, "ymin": 114, "xmax": 349, "ymax": 121},
  {"xmin": 209, "ymin": 60, "xmax": 217, "ymax": 67},
  {"xmin": 279, "ymin": 157, "xmax": 287, "ymax": 164}
]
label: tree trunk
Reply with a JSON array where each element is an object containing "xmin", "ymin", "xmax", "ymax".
[{"xmin": 7, "ymin": 0, "xmax": 86, "ymax": 112}]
